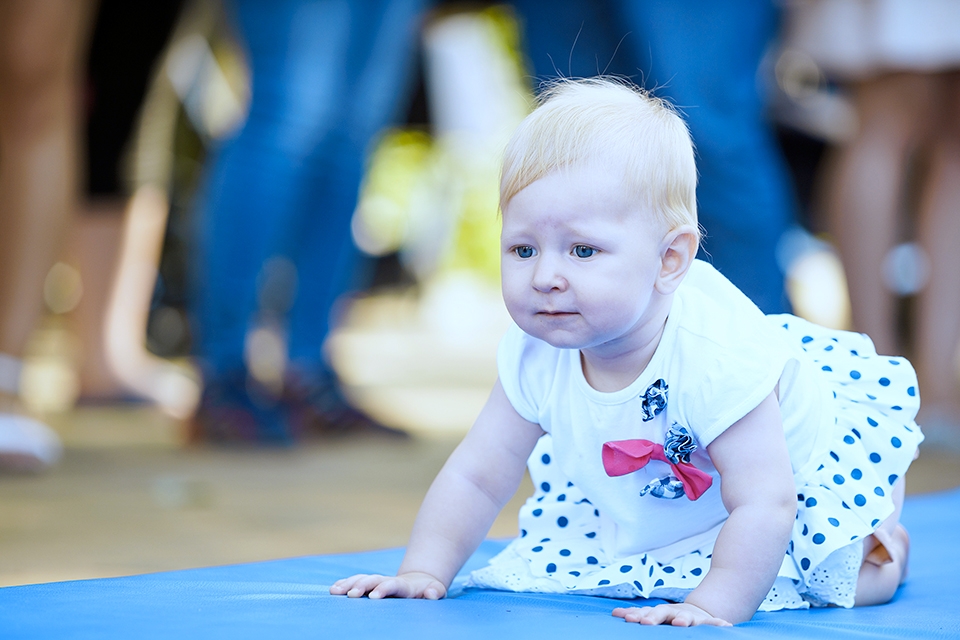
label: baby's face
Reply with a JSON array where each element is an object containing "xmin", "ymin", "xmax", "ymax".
[{"xmin": 500, "ymin": 163, "xmax": 667, "ymax": 353}]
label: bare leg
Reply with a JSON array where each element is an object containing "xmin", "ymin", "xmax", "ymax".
[
  {"xmin": 826, "ymin": 74, "xmax": 934, "ymax": 355},
  {"xmin": 0, "ymin": 0, "xmax": 97, "ymax": 359},
  {"xmin": 0, "ymin": 0, "xmax": 97, "ymax": 471},
  {"xmin": 855, "ymin": 473, "xmax": 909, "ymax": 606},
  {"xmin": 914, "ymin": 73, "xmax": 960, "ymax": 437}
]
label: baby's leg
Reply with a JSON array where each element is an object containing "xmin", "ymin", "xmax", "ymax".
[{"xmin": 854, "ymin": 474, "xmax": 909, "ymax": 606}]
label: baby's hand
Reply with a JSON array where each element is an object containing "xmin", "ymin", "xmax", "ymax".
[
  {"xmin": 329, "ymin": 572, "xmax": 447, "ymax": 600},
  {"xmin": 612, "ymin": 602, "xmax": 732, "ymax": 627}
]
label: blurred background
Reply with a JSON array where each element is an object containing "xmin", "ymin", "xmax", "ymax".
[{"xmin": 1, "ymin": 0, "xmax": 958, "ymax": 587}]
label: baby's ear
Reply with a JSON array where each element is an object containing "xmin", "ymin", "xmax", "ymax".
[{"xmin": 656, "ymin": 225, "xmax": 698, "ymax": 295}]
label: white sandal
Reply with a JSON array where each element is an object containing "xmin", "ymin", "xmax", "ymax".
[{"xmin": 0, "ymin": 353, "xmax": 63, "ymax": 472}]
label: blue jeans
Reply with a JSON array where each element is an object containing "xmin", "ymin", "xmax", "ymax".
[
  {"xmin": 514, "ymin": 0, "xmax": 795, "ymax": 313},
  {"xmin": 191, "ymin": 0, "xmax": 426, "ymax": 380}
]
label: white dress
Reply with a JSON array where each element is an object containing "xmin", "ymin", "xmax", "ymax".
[
  {"xmin": 466, "ymin": 260, "xmax": 923, "ymax": 610},
  {"xmin": 785, "ymin": 0, "xmax": 960, "ymax": 79}
]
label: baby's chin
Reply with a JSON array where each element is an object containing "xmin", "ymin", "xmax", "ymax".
[{"xmin": 515, "ymin": 320, "xmax": 590, "ymax": 351}]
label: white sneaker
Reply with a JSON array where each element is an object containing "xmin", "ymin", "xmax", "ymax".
[{"xmin": 0, "ymin": 414, "xmax": 63, "ymax": 472}]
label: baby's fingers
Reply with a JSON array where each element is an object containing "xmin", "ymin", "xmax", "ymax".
[
  {"xmin": 612, "ymin": 604, "xmax": 731, "ymax": 627},
  {"xmin": 613, "ymin": 606, "xmax": 659, "ymax": 624},
  {"xmin": 329, "ymin": 574, "xmax": 388, "ymax": 597}
]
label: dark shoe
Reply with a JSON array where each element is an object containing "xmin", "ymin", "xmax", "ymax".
[
  {"xmin": 284, "ymin": 373, "xmax": 408, "ymax": 440},
  {"xmin": 189, "ymin": 371, "xmax": 293, "ymax": 445}
]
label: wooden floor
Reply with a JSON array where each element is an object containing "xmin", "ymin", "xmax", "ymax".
[{"xmin": 1, "ymin": 402, "xmax": 958, "ymax": 588}]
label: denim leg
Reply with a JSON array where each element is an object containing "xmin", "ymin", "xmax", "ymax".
[
  {"xmin": 613, "ymin": 0, "xmax": 795, "ymax": 313},
  {"xmin": 191, "ymin": 0, "xmax": 426, "ymax": 379},
  {"xmin": 515, "ymin": 0, "xmax": 795, "ymax": 313},
  {"xmin": 283, "ymin": 0, "xmax": 427, "ymax": 373}
]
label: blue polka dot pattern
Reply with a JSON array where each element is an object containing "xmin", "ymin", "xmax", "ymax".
[{"xmin": 466, "ymin": 317, "xmax": 923, "ymax": 606}]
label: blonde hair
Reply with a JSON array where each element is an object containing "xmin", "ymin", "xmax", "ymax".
[{"xmin": 500, "ymin": 77, "xmax": 699, "ymax": 239}]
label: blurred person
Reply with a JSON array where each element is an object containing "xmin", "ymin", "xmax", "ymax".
[
  {"xmin": 189, "ymin": 0, "xmax": 428, "ymax": 444},
  {"xmin": 69, "ymin": 0, "xmax": 185, "ymax": 401},
  {"xmin": 512, "ymin": 0, "xmax": 796, "ymax": 314},
  {"xmin": 786, "ymin": 0, "xmax": 960, "ymax": 446},
  {"xmin": 0, "ymin": 0, "xmax": 98, "ymax": 471}
]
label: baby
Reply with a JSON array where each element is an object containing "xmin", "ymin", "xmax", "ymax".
[{"xmin": 331, "ymin": 78, "xmax": 922, "ymax": 626}]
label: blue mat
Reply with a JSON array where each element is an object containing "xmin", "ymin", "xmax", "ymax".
[{"xmin": 2, "ymin": 488, "xmax": 957, "ymax": 639}]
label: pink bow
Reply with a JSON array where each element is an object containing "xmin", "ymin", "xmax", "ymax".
[{"xmin": 602, "ymin": 439, "xmax": 713, "ymax": 501}]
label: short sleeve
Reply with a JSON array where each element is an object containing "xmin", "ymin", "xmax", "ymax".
[
  {"xmin": 496, "ymin": 323, "xmax": 560, "ymax": 427},
  {"xmin": 672, "ymin": 261, "xmax": 794, "ymax": 446}
]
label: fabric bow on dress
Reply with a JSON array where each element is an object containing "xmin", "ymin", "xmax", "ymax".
[{"xmin": 602, "ymin": 425, "xmax": 713, "ymax": 501}]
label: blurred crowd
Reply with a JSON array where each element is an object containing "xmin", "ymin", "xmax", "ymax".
[{"xmin": 1, "ymin": 0, "xmax": 959, "ymax": 472}]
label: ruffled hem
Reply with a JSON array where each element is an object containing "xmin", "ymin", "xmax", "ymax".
[
  {"xmin": 773, "ymin": 316, "xmax": 923, "ymax": 587},
  {"xmin": 466, "ymin": 537, "xmax": 862, "ymax": 611}
]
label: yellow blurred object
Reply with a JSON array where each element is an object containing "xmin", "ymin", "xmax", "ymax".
[
  {"xmin": 43, "ymin": 262, "xmax": 84, "ymax": 315},
  {"xmin": 786, "ymin": 248, "xmax": 852, "ymax": 331},
  {"xmin": 20, "ymin": 317, "xmax": 82, "ymax": 414},
  {"xmin": 351, "ymin": 6, "xmax": 531, "ymax": 287},
  {"xmin": 353, "ymin": 129, "xmax": 434, "ymax": 257}
]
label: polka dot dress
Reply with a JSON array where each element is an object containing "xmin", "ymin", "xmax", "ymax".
[
  {"xmin": 467, "ymin": 316, "xmax": 923, "ymax": 609},
  {"xmin": 777, "ymin": 317, "xmax": 922, "ymax": 605}
]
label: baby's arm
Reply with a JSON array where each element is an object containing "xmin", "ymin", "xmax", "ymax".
[
  {"xmin": 614, "ymin": 390, "xmax": 796, "ymax": 626},
  {"xmin": 331, "ymin": 379, "xmax": 543, "ymax": 599}
]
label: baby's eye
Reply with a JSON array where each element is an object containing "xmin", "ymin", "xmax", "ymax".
[
  {"xmin": 514, "ymin": 245, "xmax": 536, "ymax": 259},
  {"xmin": 573, "ymin": 245, "xmax": 596, "ymax": 258}
]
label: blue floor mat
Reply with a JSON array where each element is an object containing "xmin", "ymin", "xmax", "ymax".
[{"xmin": 2, "ymin": 488, "xmax": 957, "ymax": 639}]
